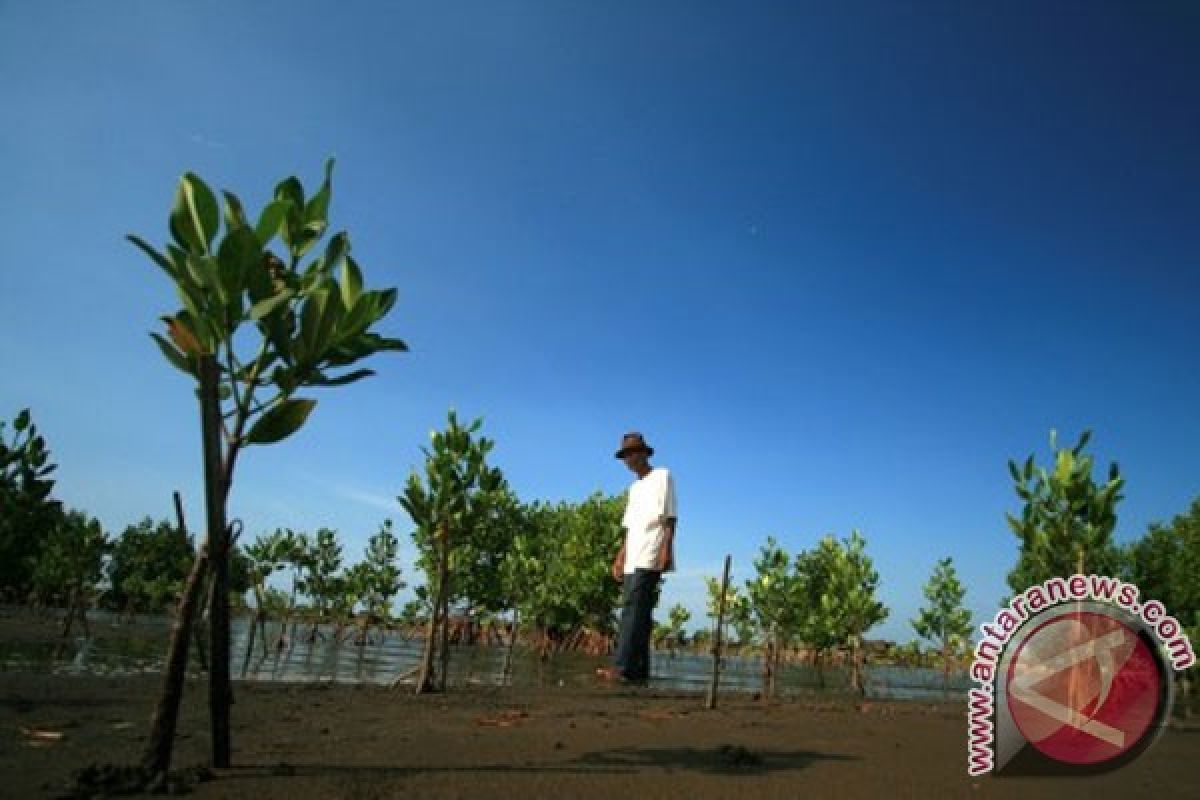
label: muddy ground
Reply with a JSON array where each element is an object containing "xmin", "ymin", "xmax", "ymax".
[{"xmin": 1, "ymin": 669, "xmax": 1197, "ymax": 800}]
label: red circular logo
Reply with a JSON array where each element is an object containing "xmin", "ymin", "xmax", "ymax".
[{"xmin": 1006, "ymin": 611, "xmax": 1162, "ymax": 765}]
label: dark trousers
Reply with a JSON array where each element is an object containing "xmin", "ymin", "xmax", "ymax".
[{"xmin": 613, "ymin": 568, "xmax": 661, "ymax": 682}]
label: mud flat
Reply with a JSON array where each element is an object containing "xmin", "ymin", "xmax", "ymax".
[{"xmin": 2, "ymin": 667, "xmax": 1197, "ymax": 800}]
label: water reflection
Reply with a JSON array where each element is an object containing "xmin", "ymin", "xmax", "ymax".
[{"xmin": 1, "ymin": 614, "xmax": 972, "ymax": 701}]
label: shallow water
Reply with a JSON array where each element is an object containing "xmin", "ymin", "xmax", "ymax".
[{"xmin": 0, "ymin": 611, "xmax": 972, "ymax": 701}]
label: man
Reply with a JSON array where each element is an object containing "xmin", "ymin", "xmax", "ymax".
[{"xmin": 596, "ymin": 431, "xmax": 677, "ymax": 686}]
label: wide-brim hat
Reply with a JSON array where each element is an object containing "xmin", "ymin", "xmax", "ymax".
[{"xmin": 615, "ymin": 431, "xmax": 654, "ymax": 459}]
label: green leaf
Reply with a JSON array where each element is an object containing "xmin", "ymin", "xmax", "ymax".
[
  {"xmin": 255, "ymin": 201, "xmax": 289, "ymax": 245},
  {"xmin": 127, "ymin": 235, "xmax": 179, "ymax": 282},
  {"xmin": 292, "ymin": 230, "xmax": 321, "ymax": 261},
  {"xmin": 185, "ymin": 253, "xmax": 218, "ymax": 291},
  {"xmin": 322, "ymin": 231, "xmax": 349, "ymax": 274},
  {"xmin": 244, "ymin": 397, "xmax": 317, "ymax": 445},
  {"xmin": 275, "ymin": 177, "xmax": 309, "ymax": 256},
  {"xmin": 175, "ymin": 279, "xmax": 205, "ymax": 320},
  {"xmin": 173, "ymin": 172, "xmax": 219, "ymax": 254},
  {"xmin": 14, "ymin": 409, "xmax": 30, "ymax": 432},
  {"xmin": 340, "ymin": 256, "xmax": 363, "ymax": 308},
  {"xmin": 310, "ymin": 368, "xmax": 374, "ymax": 387},
  {"xmin": 299, "ymin": 289, "xmax": 328, "ymax": 358},
  {"xmin": 374, "ymin": 288, "xmax": 398, "ymax": 319},
  {"xmin": 150, "ymin": 333, "xmax": 195, "ymax": 376},
  {"xmin": 170, "ymin": 187, "xmax": 201, "ymax": 253},
  {"xmin": 250, "ymin": 290, "xmax": 295, "ymax": 321},
  {"xmin": 261, "ymin": 312, "xmax": 294, "ymax": 367},
  {"xmin": 365, "ymin": 333, "xmax": 408, "ymax": 353},
  {"xmin": 304, "ymin": 157, "xmax": 335, "ymax": 229},
  {"xmin": 216, "ymin": 226, "xmax": 262, "ymax": 305},
  {"xmin": 1054, "ymin": 450, "xmax": 1073, "ymax": 484},
  {"xmin": 273, "ymin": 176, "xmax": 304, "ymax": 209},
  {"xmin": 222, "ymin": 190, "xmax": 249, "ymax": 230}
]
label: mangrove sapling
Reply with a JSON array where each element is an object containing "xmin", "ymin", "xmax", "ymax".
[
  {"xmin": 106, "ymin": 518, "xmax": 195, "ymax": 617},
  {"xmin": 794, "ymin": 532, "xmax": 888, "ymax": 697},
  {"xmin": 276, "ymin": 530, "xmax": 307, "ymax": 653},
  {"xmin": 297, "ymin": 528, "xmax": 343, "ymax": 643},
  {"xmin": 655, "ymin": 603, "xmax": 692, "ymax": 658},
  {"xmin": 356, "ymin": 520, "xmax": 405, "ymax": 649},
  {"xmin": 746, "ymin": 538, "xmax": 796, "ymax": 699},
  {"xmin": 31, "ymin": 510, "xmax": 108, "ymax": 640},
  {"xmin": 1005, "ymin": 429, "xmax": 1124, "ymax": 591},
  {"xmin": 0, "ymin": 409, "xmax": 63, "ymax": 603},
  {"xmin": 911, "ymin": 557, "xmax": 973, "ymax": 696},
  {"xmin": 401, "ymin": 412, "xmax": 507, "ymax": 694},
  {"xmin": 508, "ymin": 495, "xmax": 624, "ymax": 670},
  {"xmin": 241, "ymin": 531, "xmax": 290, "ymax": 677},
  {"xmin": 130, "ymin": 161, "xmax": 405, "ymax": 766},
  {"xmin": 502, "ymin": 608, "xmax": 520, "ymax": 685},
  {"xmin": 1005, "ymin": 431, "xmax": 1124, "ymax": 711}
]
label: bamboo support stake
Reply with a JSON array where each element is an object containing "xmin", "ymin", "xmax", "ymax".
[{"xmin": 706, "ymin": 555, "xmax": 732, "ymax": 710}]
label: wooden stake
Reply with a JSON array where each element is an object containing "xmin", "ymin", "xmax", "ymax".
[
  {"xmin": 706, "ymin": 555, "xmax": 732, "ymax": 710},
  {"xmin": 141, "ymin": 491, "xmax": 208, "ymax": 779}
]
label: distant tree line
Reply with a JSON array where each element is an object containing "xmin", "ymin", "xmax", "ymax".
[{"xmin": 4, "ymin": 408, "xmax": 1197, "ymax": 713}]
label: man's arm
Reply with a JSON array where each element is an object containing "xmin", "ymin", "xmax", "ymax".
[
  {"xmin": 612, "ymin": 538, "xmax": 626, "ymax": 581},
  {"xmin": 654, "ymin": 517, "xmax": 676, "ymax": 572},
  {"xmin": 654, "ymin": 470, "xmax": 678, "ymax": 572}
]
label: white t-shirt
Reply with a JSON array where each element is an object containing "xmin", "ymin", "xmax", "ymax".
[{"xmin": 621, "ymin": 466, "xmax": 677, "ymax": 574}]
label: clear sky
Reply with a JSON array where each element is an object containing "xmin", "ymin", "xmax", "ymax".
[{"xmin": 2, "ymin": 2, "xmax": 1197, "ymax": 642}]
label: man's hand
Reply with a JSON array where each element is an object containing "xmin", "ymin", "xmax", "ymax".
[
  {"xmin": 652, "ymin": 545, "xmax": 671, "ymax": 572},
  {"xmin": 653, "ymin": 517, "xmax": 676, "ymax": 573}
]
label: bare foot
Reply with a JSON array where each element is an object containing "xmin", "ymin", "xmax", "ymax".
[{"xmin": 594, "ymin": 666, "xmax": 622, "ymax": 682}]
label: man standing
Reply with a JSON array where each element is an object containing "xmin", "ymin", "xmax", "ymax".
[{"xmin": 597, "ymin": 431, "xmax": 677, "ymax": 686}]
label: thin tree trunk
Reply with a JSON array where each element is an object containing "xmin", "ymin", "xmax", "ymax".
[
  {"xmin": 258, "ymin": 613, "xmax": 269, "ymax": 657},
  {"xmin": 772, "ymin": 638, "xmax": 782, "ymax": 696},
  {"xmin": 942, "ymin": 640, "xmax": 951, "ymax": 698},
  {"xmin": 78, "ymin": 589, "xmax": 90, "ymax": 638},
  {"xmin": 415, "ymin": 522, "xmax": 449, "ymax": 694},
  {"xmin": 142, "ymin": 492, "xmax": 208, "ymax": 779},
  {"xmin": 199, "ymin": 356, "xmax": 232, "ymax": 768},
  {"xmin": 356, "ymin": 612, "xmax": 370, "ymax": 680},
  {"xmin": 59, "ymin": 591, "xmax": 77, "ymax": 639},
  {"xmin": 503, "ymin": 607, "xmax": 519, "ymax": 685},
  {"xmin": 240, "ymin": 610, "xmax": 261, "ymax": 679},
  {"xmin": 415, "ymin": 603, "xmax": 438, "ymax": 692},
  {"xmin": 763, "ymin": 638, "xmax": 775, "ymax": 698},
  {"xmin": 438, "ymin": 585, "xmax": 451, "ymax": 690},
  {"xmin": 851, "ymin": 634, "xmax": 865, "ymax": 696}
]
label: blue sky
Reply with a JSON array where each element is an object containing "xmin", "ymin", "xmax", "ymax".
[{"xmin": 2, "ymin": 2, "xmax": 1197, "ymax": 641}]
